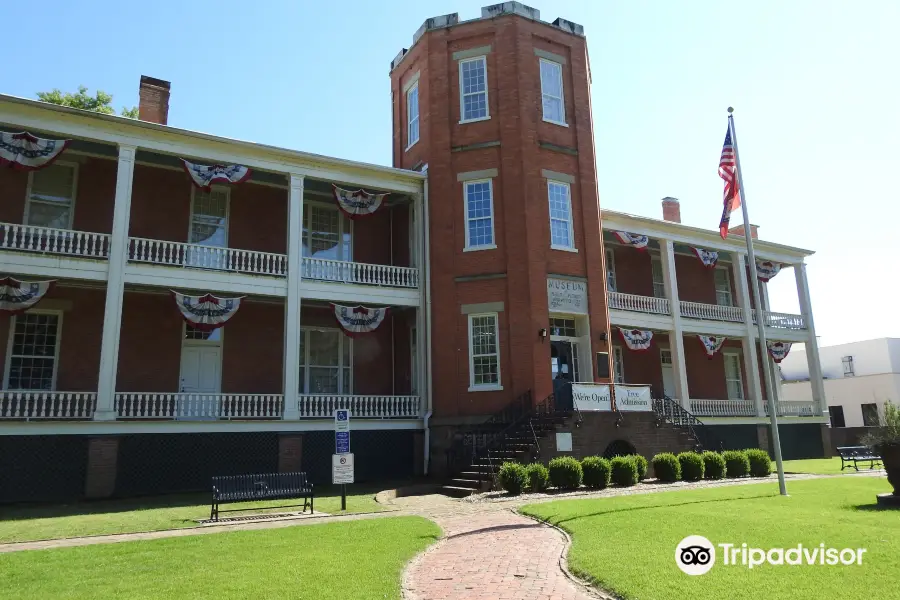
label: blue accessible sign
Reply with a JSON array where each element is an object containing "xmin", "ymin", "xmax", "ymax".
[{"xmin": 334, "ymin": 409, "xmax": 351, "ymax": 453}]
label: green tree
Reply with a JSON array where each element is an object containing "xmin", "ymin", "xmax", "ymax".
[{"xmin": 37, "ymin": 86, "xmax": 138, "ymax": 118}]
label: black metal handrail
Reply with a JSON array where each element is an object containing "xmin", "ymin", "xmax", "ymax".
[{"xmin": 651, "ymin": 395, "xmax": 723, "ymax": 451}]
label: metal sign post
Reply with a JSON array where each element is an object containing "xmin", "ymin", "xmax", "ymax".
[{"xmin": 333, "ymin": 409, "xmax": 352, "ymax": 510}]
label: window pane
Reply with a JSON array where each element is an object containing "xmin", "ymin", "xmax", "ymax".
[
  {"xmin": 461, "ymin": 58, "xmax": 488, "ymax": 120},
  {"xmin": 407, "ymin": 85, "xmax": 419, "ymax": 145},
  {"xmin": 308, "ymin": 367, "xmax": 339, "ymax": 393},
  {"xmin": 7, "ymin": 313, "xmax": 60, "ymax": 390},
  {"xmin": 26, "ymin": 202, "xmax": 71, "ymax": 229},
  {"xmin": 548, "ymin": 183, "xmax": 572, "ymax": 247},
  {"xmin": 190, "ymin": 188, "xmax": 228, "ymax": 246},
  {"xmin": 304, "ymin": 206, "xmax": 341, "ymax": 259},
  {"xmin": 30, "ymin": 164, "xmax": 74, "ymax": 205},
  {"xmin": 542, "ymin": 97, "xmax": 563, "ymax": 123},
  {"xmin": 473, "ymin": 356, "xmax": 498, "ymax": 385},
  {"xmin": 308, "ymin": 330, "xmax": 340, "ymax": 366},
  {"xmin": 184, "ymin": 324, "xmax": 221, "ymax": 341},
  {"xmin": 342, "ymin": 368, "xmax": 351, "ymax": 394},
  {"xmin": 540, "ymin": 60, "xmax": 562, "ymax": 96},
  {"xmin": 471, "ymin": 316, "xmax": 497, "ymax": 355},
  {"xmin": 466, "ymin": 182, "xmax": 493, "ymax": 247}
]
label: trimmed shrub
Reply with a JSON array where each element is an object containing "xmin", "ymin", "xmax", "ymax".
[
  {"xmin": 701, "ymin": 451, "xmax": 727, "ymax": 480},
  {"xmin": 498, "ymin": 462, "xmax": 528, "ymax": 495},
  {"xmin": 610, "ymin": 456, "xmax": 639, "ymax": 486},
  {"xmin": 678, "ymin": 452, "xmax": 705, "ymax": 481},
  {"xmin": 630, "ymin": 454, "xmax": 649, "ymax": 480},
  {"xmin": 525, "ymin": 463, "xmax": 550, "ymax": 492},
  {"xmin": 548, "ymin": 456, "xmax": 583, "ymax": 490},
  {"xmin": 581, "ymin": 456, "xmax": 611, "ymax": 489},
  {"xmin": 745, "ymin": 448, "xmax": 772, "ymax": 477},
  {"xmin": 652, "ymin": 452, "xmax": 681, "ymax": 482},
  {"xmin": 723, "ymin": 449, "xmax": 751, "ymax": 478}
]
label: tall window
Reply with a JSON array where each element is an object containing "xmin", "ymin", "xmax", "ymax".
[
  {"xmin": 463, "ymin": 180, "xmax": 495, "ymax": 250},
  {"xmin": 190, "ymin": 187, "xmax": 229, "ymax": 247},
  {"xmin": 303, "ymin": 205, "xmax": 351, "ymax": 261},
  {"xmin": 651, "ymin": 259, "xmax": 666, "ymax": 298},
  {"xmin": 468, "ymin": 313, "xmax": 500, "ymax": 390},
  {"xmin": 829, "ymin": 406, "xmax": 846, "ymax": 428},
  {"xmin": 26, "ymin": 163, "xmax": 77, "ymax": 229},
  {"xmin": 861, "ymin": 403, "xmax": 880, "ymax": 427},
  {"xmin": 539, "ymin": 58, "xmax": 565, "ymax": 124},
  {"xmin": 299, "ymin": 328, "xmax": 352, "ymax": 394},
  {"xmin": 612, "ymin": 346, "xmax": 625, "ymax": 384},
  {"xmin": 459, "ymin": 56, "xmax": 488, "ymax": 122},
  {"xmin": 714, "ymin": 267, "xmax": 733, "ymax": 306},
  {"xmin": 724, "ymin": 352, "xmax": 744, "ymax": 400},
  {"xmin": 406, "ymin": 82, "xmax": 419, "ymax": 148},
  {"xmin": 547, "ymin": 181, "xmax": 574, "ymax": 249},
  {"xmin": 842, "ymin": 355, "xmax": 855, "ymax": 377},
  {"xmin": 4, "ymin": 312, "xmax": 61, "ymax": 390},
  {"xmin": 606, "ymin": 248, "xmax": 617, "ymax": 292}
]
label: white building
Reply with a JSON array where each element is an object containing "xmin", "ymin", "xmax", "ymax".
[{"xmin": 780, "ymin": 338, "xmax": 900, "ymax": 428}]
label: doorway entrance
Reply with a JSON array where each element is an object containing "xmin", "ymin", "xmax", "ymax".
[
  {"xmin": 179, "ymin": 325, "xmax": 223, "ymax": 419},
  {"xmin": 660, "ymin": 348, "xmax": 675, "ymax": 398}
]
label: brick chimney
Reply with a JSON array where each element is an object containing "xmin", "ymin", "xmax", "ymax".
[
  {"xmin": 729, "ymin": 224, "xmax": 759, "ymax": 239},
  {"xmin": 138, "ymin": 76, "xmax": 170, "ymax": 125},
  {"xmin": 661, "ymin": 197, "xmax": 681, "ymax": 223}
]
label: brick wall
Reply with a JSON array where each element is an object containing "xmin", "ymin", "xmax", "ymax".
[
  {"xmin": 0, "ymin": 167, "xmax": 27, "ymax": 223},
  {"xmin": 117, "ymin": 291, "xmax": 182, "ymax": 391},
  {"xmin": 221, "ymin": 300, "xmax": 284, "ymax": 394}
]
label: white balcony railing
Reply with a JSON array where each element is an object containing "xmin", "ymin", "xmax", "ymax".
[
  {"xmin": 302, "ymin": 257, "xmax": 419, "ymax": 288},
  {"xmin": 679, "ymin": 301, "xmax": 744, "ymax": 323},
  {"xmin": 114, "ymin": 393, "xmax": 284, "ymax": 419},
  {"xmin": 608, "ymin": 292, "xmax": 670, "ymax": 315},
  {"xmin": 0, "ymin": 222, "xmax": 110, "ymax": 258},
  {"xmin": 298, "ymin": 394, "xmax": 421, "ymax": 418},
  {"xmin": 759, "ymin": 311, "xmax": 806, "ymax": 330},
  {"xmin": 689, "ymin": 398, "xmax": 756, "ymax": 417},
  {"xmin": 766, "ymin": 401, "xmax": 818, "ymax": 417},
  {"xmin": 0, "ymin": 391, "xmax": 96, "ymax": 420},
  {"xmin": 127, "ymin": 238, "xmax": 288, "ymax": 277}
]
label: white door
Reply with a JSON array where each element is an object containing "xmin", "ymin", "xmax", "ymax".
[
  {"xmin": 660, "ymin": 349, "xmax": 675, "ymax": 398},
  {"xmin": 180, "ymin": 346, "xmax": 221, "ymax": 418}
]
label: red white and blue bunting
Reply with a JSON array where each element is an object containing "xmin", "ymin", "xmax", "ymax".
[
  {"xmin": 692, "ymin": 247, "xmax": 719, "ymax": 268},
  {"xmin": 698, "ymin": 335, "xmax": 726, "ymax": 359},
  {"xmin": 0, "ymin": 131, "xmax": 69, "ymax": 171},
  {"xmin": 0, "ymin": 277, "xmax": 55, "ymax": 313},
  {"xmin": 181, "ymin": 159, "xmax": 251, "ymax": 191},
  {"xmin": 619, "ymin": 328, "xmax": 653, "ymax": 352},
  {"xmin": 331, "ymin": 304, "xmax": 389, "ymax": 337},
  {"xmin": 767, "ymin": 341, "xmax": 792, "ymax": 363},
  {"xmin": 613, "ymin": 231, "xmax": 649, "ymax": 251},
  {"xmin": 756, "ymin": 260, "xmax": 782, "ymax": 282},
  {"xmin": 332, "ymin": 185, "xmax": 388, "ymax": 220},
  {"xmin": 171, "ymin": 291, "xmax": 243, "ymax": 331}
]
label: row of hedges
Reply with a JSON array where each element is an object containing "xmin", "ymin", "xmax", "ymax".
[{"xmin": 652, "ymin": 449, "xmax": 772, "ymax": 482}]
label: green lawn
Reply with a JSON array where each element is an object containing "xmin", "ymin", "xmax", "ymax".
[
  {"xmin": 781, "ymin": 457, "xmax": 881, "ymax": 475},
  {"xmin": 0, "ymin": 516, "xmax": 439, "ymax": 600},
  {"xmin": 0, "ymin": 485, "xmax": 385, "ymax": 543},
  {"xmin": 522, "ymin": 478, "xmax": 895, "ymax": 600}
]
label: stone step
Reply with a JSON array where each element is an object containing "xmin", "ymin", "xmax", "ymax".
[
  {"xmin": 459, "ymin": 471, "xmax": 492, "ymax": 481},
  {"xmin": 448, "ymin": 478, "xmax": 483, "ymax": 490},
  {"xmin": 440, "ymin": 485, "xmax": 478, "ymax": 498}
]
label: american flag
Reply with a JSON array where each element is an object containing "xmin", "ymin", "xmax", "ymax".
[{"xmin": 718, "ymin": 126, "xmax": 742, "ymax": 239}]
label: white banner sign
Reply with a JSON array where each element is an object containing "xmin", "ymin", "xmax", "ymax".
[
  {"xmin": 332, "ymin": 453, "xmax": 354, "ymax": 484},
  {"xmin": 614, "ymin": 385, "xmax": 653, "ymax": 412},
  {"xmin": 571, "ymin": 383, "xmax": 611, "ymax": 411},
  {"xmin": 547, "ymin": 278, "xmax": 588, "ymax": 315}
]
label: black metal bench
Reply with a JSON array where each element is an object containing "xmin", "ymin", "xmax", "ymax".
[
  {"xmin": 836, "ymin": 446, "xmax": 882, "ymax": 471},
  {"xmin": 210, "ymin": 472, "xmax": 313, "ymax": 521}
]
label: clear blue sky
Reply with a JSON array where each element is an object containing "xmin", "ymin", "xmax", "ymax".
[{"xmin": 2, "ymin": 1, "xmax": 897, "ymax": 347}]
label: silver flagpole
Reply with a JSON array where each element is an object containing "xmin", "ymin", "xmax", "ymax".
[{"xmin": 727, "ymin": 107, "xmax": 788, "ymax": 496}]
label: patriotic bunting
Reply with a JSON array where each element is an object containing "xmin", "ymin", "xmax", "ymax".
[
  {"xmin": 332, "ymin": 185, "xmax": 388, "ymax": 219},
  {"xmin": 717, "ymin": 126, "xmax": 742, "ymax": 238},
  {"xmin": 181, "ymin": 160, "xmax": 251, "ymax": 191},
  {"xmin": 613, "ymin": 231, "xmax": 649, "ymax": 250},
  {"xmin": 618, "ymin": 328, "xmax": 653, "ymax": 352},
  {"xmin": 698, "ymin": 335, "xmax": 726, "ymax": 359},
  {"xmin": 756, "ymin": 260, "xmax": 782, "ymax": 282},
  {"xmin": 767, "ymin": 341, "xmax": 792, "ymax": 363},
  {"xmin": 0, "ymin": 277, "xmax": 55, "ymax": 313},
  {"xmin": 691, "ymin": 247, "xmax": 719, "ymax": 268},
  {"xmin": 171, "ymin": 291, "xmax": 243, "ymax": 331},
  {"xmin": 331, "ymin": 303, "xmax": 389, "ymax": 337},
  {"xmin": 0, "ymin": 131, "xmax": 69, "ymax": 171}
]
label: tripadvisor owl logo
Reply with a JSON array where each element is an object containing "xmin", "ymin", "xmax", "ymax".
[{"xmin": 675, "ymin": 535, "xmax": 715, "ymax": 575}]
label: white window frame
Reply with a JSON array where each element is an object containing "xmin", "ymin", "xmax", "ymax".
[
  {"xmin": 606, "ymin": 248, "xmax": 617, "ymax": 292},
  {"xmin": 3, "ymin": 310, "xmax": 64, "ymax": 391},
  {"xmin": 539, "ymin": 58, "xmax": 567, "ymax": 126},
  {"xmin": 651, "ymin": 258, "xmax": 666, "ymax": 299},
  {"xmin": 188, "ymin": 184, "xmax": 230, "ymax": 247},
  {"xmin": 406, "ymin": 82, "xmax": 420, "ymax": 150},
  {"xmin": 714, "ymin": 266, "xmax": 733, "ymax": 307},
  {"xmin": 468, "ymin": 312, "xmax": 502, "ymax": 392},
  {"xmin": 458, "ymin": 56, "xmax": 490, "ymax": 124},
  {"xmin": 842, "ymin": 355, "xmax": 855, "ymax": 377},
  {"xmin": 547, "ymin": 180, "xmax": 576, "ymax": 251},
  {"xmin": 24, "ymin": 161, "xmax": 79, "ymax": 230},
  {"xmin": 463, "ymin": 179, "xmax": 496, "ymax": 251},
  {"xmin": 298, "ymin": 326, "xmax": 353, "ymax": 395},
  {"xmin": 612, "ymin": 346, "xmax": 625, "ymax": 384},
  {"xmin": 179, "ymin": 322, "xmax": 223, "ymax": 394},
  {"xmin": 303, "ymin": 202, "xmax": 353, "ymax": 262},
  {"xmin": 724, "ymin": 351, "xmax": 744, "ymax": 400}
]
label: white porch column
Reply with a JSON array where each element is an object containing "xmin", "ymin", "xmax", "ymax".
[
  {"xmin": 282, "ymin": 173, "xmax": 304, "ymax": 420},
  {"xmin": 95, "ymin": 144, "xmax": 136, "ymax": 421},
  {"xmin": 413, "ymin": 193, "xmax": 427, "ymax": 415},
  {"xmin": 795, "ymin": 262, "xmax": 827, "ymax": 416},
  {"xmin": 732, "ymin": 253, "xmax": 764, "ymax": 416},
  {"xmin": 660, "ymin": 240, "xmax": 689, "ymax": 409}
]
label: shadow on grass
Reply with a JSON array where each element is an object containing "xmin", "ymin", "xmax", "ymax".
[{"xmin": 851, "ymin": 503, "xmax": 897, "ymax": 512}]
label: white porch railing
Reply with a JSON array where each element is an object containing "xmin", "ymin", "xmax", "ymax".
[
  {"xmin": 679, "ymin": 301, "xmax": 744, "ymax": 323},
  {"xmin": 115, "ymin": 393, "xmax": 284, "ymax": 419},
  {"xmin": 0, "ymin": 222, "xmax": 110, "ymax": 258},
  {"xmin": 608, "ymin": 292, "xmax": 670, "ymax": 315},
  {"xmin": 689, "ymin": 398, "xmax": 756, "ymax": 417},
  {"xmin": 766, "ymin": 401, "xmax": 817, "ymax": 417},
  {"xmin": 759, "ymin": 311, "xmax": 806, "ymax": 330},
  {"xmin": 0, "ymin": 391, "xmax": 96, "ymax": 420},
  {"xmin": 302, "ymin": 257, "xmax": 419, "ymax": 288},
  {"xmin": 127, "ymin": 238, "xmax": 288, "ymax": 277},
  {"xmin": 298, "ymin": 394, "xmax": 421, "ymax": 418}
]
